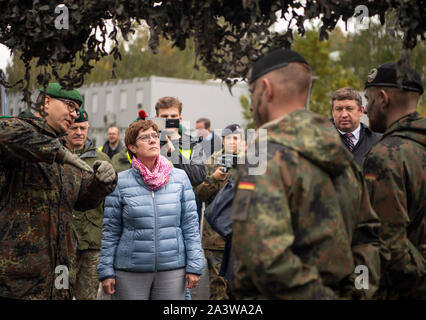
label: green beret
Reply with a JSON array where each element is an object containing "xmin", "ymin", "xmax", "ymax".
[
  {"xmin": 74, "ymin": 108, "xmax": 88, "ymax": 123},
  {"xmin": 40, "ymin": 83, "xmax": 83, "ymax": 106}
]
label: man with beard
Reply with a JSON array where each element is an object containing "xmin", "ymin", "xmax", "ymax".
[
  {"xmin": 0, "ymin": 83, "xmax": 117, "ymax": 299},
  {"xmin": 230, "ymin": 49, "xmax": 381, "ymax": 299},
  {"xmin": 363, "ymin": 62, "xmax": 425, "ymax": 299},
  {"xmin": 100, "ymin": 126, "xmax": 123, "ymax": 159}
]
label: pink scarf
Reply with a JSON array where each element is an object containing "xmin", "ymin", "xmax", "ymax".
[{"xmin": 132, "ymin": 155, "xmax": 172, "ymax": 191}]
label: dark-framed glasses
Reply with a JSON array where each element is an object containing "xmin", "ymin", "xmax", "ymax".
[{"xmin": 56, "ymin": 98, "xmax": 80, "ymax": 117}]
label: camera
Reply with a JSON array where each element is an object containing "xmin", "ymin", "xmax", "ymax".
[
  {"xmin": 150, "ymin": 118, "xmax": 180, "ymax": 144},
  {"xmin": 217, "ymin": 154, "xmax": 239, "ymax": 173},
  {"xmin": 150, "ymin": 118, "xmax": 180, "ymax": 131}
]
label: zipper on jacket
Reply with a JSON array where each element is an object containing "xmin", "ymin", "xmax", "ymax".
[{"xmin": 152, "ymin": 190, "xmax": 158, "ymax": 272}]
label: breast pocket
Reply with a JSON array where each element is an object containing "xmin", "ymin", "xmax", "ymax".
[{"xmin": 23, "ymin": 162, "xmax": 57, "ymax": 190}]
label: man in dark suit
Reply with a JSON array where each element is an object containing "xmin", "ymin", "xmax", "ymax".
[
  {"xmin": 331, "ymin": 87, "xmax": 381, "ymax": 166},
  {"xmin": 195, "ymin": 117, "xmax": 223, "ymax": 158}
]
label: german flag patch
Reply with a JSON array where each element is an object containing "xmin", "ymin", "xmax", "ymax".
[
  {"xmin": 238, "ymin": 182, "xmax": 255, "ymax": 191},
  {"xmin": 365, "ymin": 173, "xmax": 377, "ymax": 181}
]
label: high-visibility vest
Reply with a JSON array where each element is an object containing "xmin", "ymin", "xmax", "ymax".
[{"xmin": 179, "ymin": 148, "xmax": 192, "ymax": 160}]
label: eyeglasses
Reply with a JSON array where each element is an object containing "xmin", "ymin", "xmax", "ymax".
[
  {"xmin": 56, "ymin": 98, "xmax": 81, "ymax": 117},
  {"xmin": 136, "ymin": 132, "xmax": 160, "ymax": 143}
]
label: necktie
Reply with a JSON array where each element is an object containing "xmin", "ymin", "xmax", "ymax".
[{"xmin": 343, "ymin": 133, "xmax": 355, "ymax": 151}]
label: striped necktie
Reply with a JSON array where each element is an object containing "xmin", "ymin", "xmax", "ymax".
[{"xmin": 343, "ymin": 133, "xmax": 355, "ymax": 151}]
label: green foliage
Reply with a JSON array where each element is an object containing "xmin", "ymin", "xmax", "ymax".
[
  {"xmin": 292, "ymin": 29, "xmax": 361, "ymax": 117},
  {"xmin": 240, "ymin": 95, "xmax": 255, "ymax": 130},
  {"xmin": 1, "ymin": 0, "xmax": 424, "ymax": 107},
  {"xmin": 330, "ymin": 19, "xmax": 426, "ymax": 117},
  {"xmin": 6, "ymin": 29, "xmax": 210, "ymax": 91},
  {"xmin": 240, "ymin": 28, "xmax": 362, "ymax": 123},
  {"xmin": 85, "ymin": 31, "xmax": 210, "ymax": 83},
  {"xmin": 240, "ymin": 23, "xmax": 425, "ymax": 123}
]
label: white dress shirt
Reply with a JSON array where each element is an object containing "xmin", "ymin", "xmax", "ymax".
[{"xmin": 337, "ymin": 124, "xmax": 361, "ymax": 146}]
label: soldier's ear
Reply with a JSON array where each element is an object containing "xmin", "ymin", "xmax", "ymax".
[
  {"xmin": 262, "ymin": 78, "xmax": 273, "ymax": 102},
  {"xmin": 43, "ymin": 95, "xmax": 51, "ymax": 111},
  {"xmin": 379, "ymin": 89, "xmax": 390, "ymax": 110}
]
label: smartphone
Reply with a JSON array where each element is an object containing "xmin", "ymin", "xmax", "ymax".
[{"xmin": 149, "ymin": 118, "xmax": 180, "ymax": 131}]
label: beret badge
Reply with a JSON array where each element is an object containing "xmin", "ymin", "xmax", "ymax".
[{"xmin": 367, "ymin": 68, "xmax": 378, "ymax": 83}]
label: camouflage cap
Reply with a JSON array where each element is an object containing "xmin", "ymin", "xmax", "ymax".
[
  {"xmin": 364, "ymin": 62, "xmax": 423, "ymax": 95},
  {"xmin": 74, "ymin": 108, "xmax": 88, "ymax": 123},
  {"xmin": 40, "ymin": 83, "xmax": 83, "ymax": 106},
  {"xmin": 249, "ymin": 48, "xmax": 309, "ymax": 84}
]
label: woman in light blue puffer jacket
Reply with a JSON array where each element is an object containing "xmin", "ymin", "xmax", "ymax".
[{"xmin": 97, "ymin": 119, "xmax": 204, "ymax": 300}]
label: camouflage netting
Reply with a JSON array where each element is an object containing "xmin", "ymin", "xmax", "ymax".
[{"xmin": 0, "ymin": 0, "xmax": 425, "ymax": 108}]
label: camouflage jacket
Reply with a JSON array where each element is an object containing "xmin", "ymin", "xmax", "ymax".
[
  {"xmin": 71, "ymin": 138, "xmax": 111, "ymax": 251},
  {"xmin": 363, "ymin": 112, "xmax": 426, "ymax": 299},
  {"xmin": 111, "ymin": 147, "xmax": 132, "ymax": 173},
  {"xmin": 0, "ymin": 116, "xmax": 116, "ymax": 299},
  {"xmin": 231, "ymin": 110, "xmax": 381, "ymax": 300},
  {"xmin": 194, "ymin": 149, "xmax": 233, "ymax": 251}
]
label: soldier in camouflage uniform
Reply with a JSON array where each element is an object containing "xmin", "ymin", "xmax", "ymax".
[
  {"xmin": 111, "ymin": 147, "xmax": 132, "ymax": 173},
  {"xmin": 195, "ymin": 123, "xmax": 244, "ymax": 300},
  {"xmin": 0, "ymin": 83, "xmax": 117, "ymax": 299},
  {"xmin": 231, "ymin": 49, "xmax": 381, "ymax": 299},
  {"xmin": 65, "ymin": 109, "xmax": 111, "ymax": 300},
  {"xmin": 363, "ymin": 63, "xmax": 425, "ymax": 299}
]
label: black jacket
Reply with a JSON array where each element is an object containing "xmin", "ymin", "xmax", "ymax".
[
  {"xmin": 334, "ymin": 122, "xmax": 382, "ymax": 167},
  {"xmin": 160, "ymin": 133, "xmax": 206, "ymax": 187},
  {"xmin": 101, "ymin": 140, "xmax": 123, "ymax": 159},
  {"xmin": 200, "ymin": 133, "xmax": 223, "ymax": 158}
]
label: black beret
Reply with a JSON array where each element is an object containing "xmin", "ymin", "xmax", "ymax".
[
  {"xmin": 249, "ymin": 48, "xmax": 309, "ymax": 84},
  {"xmin": 364, "ymin": 62, "xmax": 423, "ymax": 95},
  {"xmin": 222, "ymin": 123, "xmax": 242, "ymax": 137}
]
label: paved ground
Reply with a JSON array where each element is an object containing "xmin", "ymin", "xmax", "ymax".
[
  {"xmin": 96, "ymin": 259, "xmax": 210, "ymax": 300},
  {"xmin": 189, "ymin": 258, "xmax": 210, "ymax": 300}
]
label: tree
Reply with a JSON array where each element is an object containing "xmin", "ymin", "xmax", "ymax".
[
  {"xmin": 330, "ymin": 19, "xmax": 426, "ymax": 117},
  {"xmin": 239, "ymin": 28, "xmax": 362, "ymax": 124},
  {"xmin": 1, "ymin": 0, "xmax": 424, "ymax": 110},
  {"xmin": 240, "ymin": 95, "xmax": 255, "ymax": 130},
  {"xmin": 5, "ymin": 28, "xmax": 210, "ymax": 91},
  {"xmin": 292, "ymin": 29, "xmax": 361, "ymax": 116}
]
